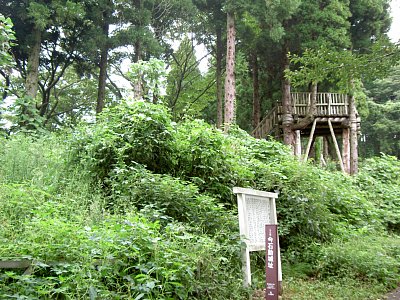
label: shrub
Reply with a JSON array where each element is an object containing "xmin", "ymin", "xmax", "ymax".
[
  {"xmin": 107, "ymin": 163, "xmax": 237, "ymax": 235},
  {"xmin": 0, "ymin": 134, "xmax": 65, "ymax": 190},
  {"xmin": 357, "ymin": 155, "xmax": 400, "ymax": 233},
  {"xmin": 0, "ymin": 201, "xmax": 246, "ymax": 299},
  {"xmin": 317, "ymin": 235, "xmax": 400, "ymax": 288},
  {"xmin": 71, "ymin": 101, "xmax": 175, "ymax": 184}
]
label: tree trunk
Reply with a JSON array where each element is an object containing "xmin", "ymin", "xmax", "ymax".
[
  {"xmin": 133, "ymin": 41, "xmax": 143, "ymax": 101},
  {"xmin": 96, "ymin": 18, "xmax": 109, "ymax": 114},
  {"xmin": 292, "ymin": 82, "xmax": 317, "ymax": 130},
  {"xmin": 39, "ymin": 89, "xmax": 51, "ymax": 117},
  {"xmin": 349, "ymin": 92, "xmax": 358, "ymax": 174},
  {"xmin": 281, "ymin": 50, "xmax": 295, "ymax": 149},
  {"xmin": 252, "ymin": 52, "xmax": 260, "ymax": 130},
  {"xmin": 25, "ymin": 26, "xmax": 41, "ymax": 99},
  {"xmin": 342, "ymin": 128, "xmax": 350, "ymax": 174},
  {"xmin": 216, "ymin": 24, "xmax": 223, "ymax": 129},
  {"xmin": 309, "ymin": 83, "xmax": 317, "ymax": 115},
  {"xmin": 224, "ymin": 11, "xmax": 236, "ymax": 132}
]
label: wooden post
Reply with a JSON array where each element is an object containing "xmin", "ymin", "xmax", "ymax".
[
  {"xmin": 328, "ymin": 119, "xmax": 345, "ymax": 172},
  {"xmin": 348, "ymin": 92, "xmax": 358, "ymax": 174},
  {"xmin": 295, "ymin": 130, "xmax": 301, "ymax": 158},
  {"xmin": 323, "ymin": 136, "xmax": 329, "ymax": 160},
  {"xmin": 303, "ymin": 119, "xmax": 317, "ymax": 162},
  {"xmin": 342, "ymin": 128, "xmax": 350, "ymax": 174}
]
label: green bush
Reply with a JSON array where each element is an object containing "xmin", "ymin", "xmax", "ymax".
[
  {"xmin": 71, "ymin": 101, "xmax": 175, "ymax": 184},
  {"xmin": 317, "ymin": 235, "xmax": 400, "ymax": 288},
  {"xmin": 357, "ymin": 155, "xmax": 400, "ymax": 233},
  {"xmin": 4, "ymin": 102, "xmax": 400, "ymax": 297},
  {"xmin": 0, "ymin": 200, "xmax": 246, "ymax": 299},
  {"xmin": 0, "ymin": 134, "xmax": 65, "ymax": 189},
  {"xmin": 107, "ymin": 163, "xmax": 237, "ymax": 234}
]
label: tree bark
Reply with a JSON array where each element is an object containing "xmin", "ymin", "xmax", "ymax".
[
  {"xmin": 25, "ymin": 26, "xmax": 41, "ymax": 100},
  {"xmin": 281, "ymin": 50, "xmax": 295, "ymax": 149},
  {"xmin": 349, "ymin": 92, "xmax": 358, "ymax": 174},
  {"xmin": 216, "ymin": 24, "xmax": 223, "ymax": 128},
  {"xmin": 133, "ymin": 41, "xmax": 143, "ymax": 101},
  {"xmin": 224, "ymin": 11, "xmax": 236, "ymax": 132},
  {"xmin": 96, "ymin": 9, "xmax": 110, "ymax": 115},
  {"xmin": 342, "ymin": 128, "xmax": 350, "ymax": 174},
  {"xmin": 252, "ymin": 52, "xmax": 260, "ymax": 130}
]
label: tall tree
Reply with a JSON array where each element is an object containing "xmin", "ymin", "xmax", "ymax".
[
  {"xmin": 95, "ymin": 0, "xmax": 112, "ymax": 114},
  {"xmin": 166, "ymin": 37, "xmax": 213, "ymax": 120},
  {"xmin": 193, "ymin": 0, "xmax": 226, "ymax": 128},
  {"xmin": 1, "ymin": 0, "xmax": 88, "ymax": 129},
  {"xmin": 224, "ymin": 9, "xmax": 236, "ymax": 130},
  {"xmin": 361, "ymin": 65, "xmax": 400, "ymax": 157}
]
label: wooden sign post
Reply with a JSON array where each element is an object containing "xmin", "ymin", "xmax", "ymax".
[{"xmin": 266, "ymin": 225, "xmax": 279, "ymax": 300}]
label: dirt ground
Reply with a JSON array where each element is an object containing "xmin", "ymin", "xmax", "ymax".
[
  {"xmin": 252, "ymin": 287, "xmax": 400, "ymax": 299},
  {"xmin": 386, "ymin": 287, "xmax": 400, "ymax": 300}
]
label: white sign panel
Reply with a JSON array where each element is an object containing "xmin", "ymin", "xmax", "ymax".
[{"xmin": 233, "ymin": 187, "xmax": 281, "ymax": 287}]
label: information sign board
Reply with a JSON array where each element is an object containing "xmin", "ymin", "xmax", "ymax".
[{"xmin": 233, "ymin": 187, "xmax": 281, "ymax": 288}]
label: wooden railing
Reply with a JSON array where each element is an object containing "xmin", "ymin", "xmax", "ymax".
[
  {"xmin": 290, "ymin": 92, "xmax": 348, "ymax": 116},
  {"xmin": 252, "ymin": 106, "xmax": 278, "ymax": 139},
  {"xmin": 252, "ymin": 92, "xmax": 349, "ymax": 139}
]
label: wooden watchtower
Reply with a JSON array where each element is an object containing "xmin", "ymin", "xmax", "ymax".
[{"xmin": 252, "ymin": 92, "xmax": 360, "ymax": 173}]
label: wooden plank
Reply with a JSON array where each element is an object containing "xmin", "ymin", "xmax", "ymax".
[
  {"xmin": 233, "ymin": 187, "xmax": 278, "ymax": 198},
  {"xmin": 303, "ymin": 119, "xmax": 317, "ymax": 162}
]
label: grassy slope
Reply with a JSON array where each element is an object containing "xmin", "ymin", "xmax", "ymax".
[{"xmin": 1, "ymin": 107, "xmax": 400, "ymax": 299}]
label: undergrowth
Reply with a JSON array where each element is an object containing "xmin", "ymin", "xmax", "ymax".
[{"xmin": 1, "ymin": 101, "xmax": 400, "ymax": 299}]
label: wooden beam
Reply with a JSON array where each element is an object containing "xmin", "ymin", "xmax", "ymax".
[
  {"xmin": 303, "ymin": 118, "xmax": 317, "ymax": 162},
  {"xmin": 328, "ymin": 119, "xmax": 345, "ymax": 172}
]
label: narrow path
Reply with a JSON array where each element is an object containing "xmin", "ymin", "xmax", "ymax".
[{"xmin": 386, "ymin": 287, "xmax": 400, "ymax": 300}]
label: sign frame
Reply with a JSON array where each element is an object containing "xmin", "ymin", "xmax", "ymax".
[{"xmin": 233, "ymin": 187, "xmax": 282, "ymax": 288}]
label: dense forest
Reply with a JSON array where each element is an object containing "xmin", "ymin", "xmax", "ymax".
[{"xmin": 1, "ymin": 0, "xmax": 400, "ymax": 299}]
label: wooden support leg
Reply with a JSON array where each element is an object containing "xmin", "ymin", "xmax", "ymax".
[
  {"xmin": 303, "ymin": 119, "xmax": 317, "ymax": 162},
  {"xmin": 295, "ymin": 130, "xmax": 301, "ymax": 158},
  {"xmin": 328, "ymin": 119, "xmax": 345, "ymax": 172},
  {"xmin": 323, "ymin": 136, "xmax": 329, "ymax": 160},
  {"xmin": 242, "ymin": 247, "xmax": 251, "ymax": 287},
  {"xmin": 342, "ymin": 128, "xmax": 350, "ymax": 174}
]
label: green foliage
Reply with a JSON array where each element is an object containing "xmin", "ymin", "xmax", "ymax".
[
  {"xmin": 0, "ymin": 133, "xmax": 64, "ymax": 187},
  {"xmin": 8, "ymin": 96, "xmax": 47, "ymax": 134},
  {"xmin": 288, "ymin": 0, "xmax": 351, "ymax": 52},
  {"xmin": 107, "ymin": 164, "xmax": 236, "ymax": 234},
  {"xmin": 166, "ymin": 37, "xmax": 213, "ymax": 120},
  {"xmin": 287, "ymin": 40, "xmax": 400, "ymax": 91},
  {"xmin": 318, "ymin": 235, "xmax": 400, "ymax": 288},
  {"xmin": 171, "ymin": 120, "xmax": 246, "ymax": 202},
  {"xmin": 72, "ymin": 101, "xmax": 175, "ymax": 182},
  {"xmin": 2, "ymin": 102, "xmax": 400, "ymax": 298},
  {"xmin": 126, "ymin": 58, "xmax": 167, "ymax": 102},
  {"xmin": 280, "ymin": 276, "xmax": 386, "ymax": 300},
  {"xmin": 356, "ymin": 155, "xmax": 400, "ymax": 232},
  {"xmin": 361, "ymin": 66, "xmax": 400, "ymax": 157},
  {"xmin": 0, "ymin": 196, "xmax": 245, "ymax": 299},
  {"xmin": 0, "ymin": 14, "xmax": 15, "ymax": 68}
]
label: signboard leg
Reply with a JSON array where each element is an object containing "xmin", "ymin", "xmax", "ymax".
[{"xmin": 242, "ymin": 246, "xmax": 251, "ymax": 287}]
